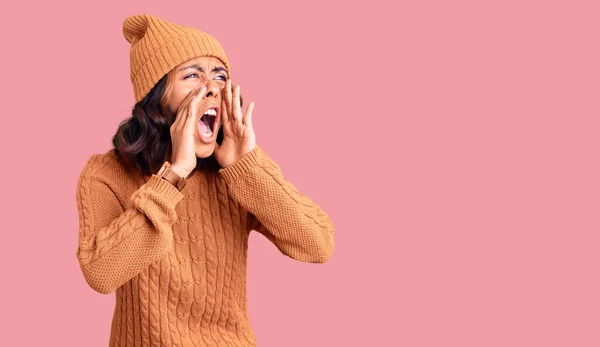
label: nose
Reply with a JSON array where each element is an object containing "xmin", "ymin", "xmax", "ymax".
[{"xmin": 203, "ymin": 79, "xmax": 220, "ymax": 99}]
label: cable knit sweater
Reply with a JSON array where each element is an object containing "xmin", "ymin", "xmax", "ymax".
[{"xmin": 75, "ymin": 145, "xmax": 335, "ymax": 347}]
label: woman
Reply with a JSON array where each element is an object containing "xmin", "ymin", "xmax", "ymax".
[{"xmin": 75, "ymin": 14, "xmax": 334, "ymax": 347}]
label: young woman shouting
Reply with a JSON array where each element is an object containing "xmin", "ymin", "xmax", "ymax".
[{"xmin": 75, "ymin": 14, "xmax": 334, "ymax": 347}]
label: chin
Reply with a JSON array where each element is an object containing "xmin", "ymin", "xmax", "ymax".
[{"xmin": 195, "ymin": 143, "xmax": 216, "ymax": 158}]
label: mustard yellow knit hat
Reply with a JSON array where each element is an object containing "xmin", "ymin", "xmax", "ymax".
[{"xmin": 123, "ymin": 14, "xmax": 230, "ymax": 103}]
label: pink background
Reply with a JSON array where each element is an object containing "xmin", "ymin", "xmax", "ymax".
[{"xmin": 1, "ymin": 0, "xmax": 599, "ymax": 346}]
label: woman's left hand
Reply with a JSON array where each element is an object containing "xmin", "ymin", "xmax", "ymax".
[{"xmin": 215, "ymin": 80, "xmax": 256, "ymax": 168}]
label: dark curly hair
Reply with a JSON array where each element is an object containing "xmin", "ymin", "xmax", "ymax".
[{"xmin": 112, "ymin": 74, "xmax": 224, "ymax": 176}]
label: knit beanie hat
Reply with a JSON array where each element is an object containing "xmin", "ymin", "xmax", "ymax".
[{"xmin": 123, "ymin": 14, "xmax": 230, "ymax": 103}]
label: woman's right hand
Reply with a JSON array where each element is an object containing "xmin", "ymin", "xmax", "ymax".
[{"xmin": 169, "ymin": 85, "xmax": 207, "ymax": 177}]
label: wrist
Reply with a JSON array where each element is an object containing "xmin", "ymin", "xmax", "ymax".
[
  {"xmin": 157, "ymin": 161, "xmax": 190, "ymax": 191},
  {"xmin": 170, "ymin": 163, "xmax": 192, "ymax": 178}
]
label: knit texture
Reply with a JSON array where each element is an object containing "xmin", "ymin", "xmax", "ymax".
[
  {"xmin": 123, "ymin": 14, "xmax": 230, "ymax": 103},
  {"xmin": 75, "ymin": 145, "xmax": 334, "ymax": 347}
]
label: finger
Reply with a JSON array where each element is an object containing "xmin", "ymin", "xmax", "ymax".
[
  {"xmin": 242, "ymin": 101, "xmax": 255, "ymax": 127},
  {"xmin": 172, "ymin": 106, "xmax": 187, "ymax": 131},
  {"xmin": 172, "ymin": 95, "xmax": 192, "ymax": 129},
  {"xmin": 190, "ymin": 85, "xmax": 208, "ymax": 112},
  {"xmin": 225, "ymin": 79, "xmax": 233, "ymax": 116},
  {"xmin": 183, "ymin": 86, "xmax": 208, "ymax": 133},
  {"xmin": 220, "ymin": 98, "xmax": 229, "ymax": 124},
  {"xmin": 179, "ymin": 86, "xmax": 206, "ymax": 130},
  {"xmin": 231, "ymin": 80, "xmax": 242, "ymax": 107},
  {"xmin": 174, "ymin": 87, "xmax": 203, "ymax": 130},
  {"xmin": 232, "ymin": 84, "xmax": 242, "ymax": 123}
]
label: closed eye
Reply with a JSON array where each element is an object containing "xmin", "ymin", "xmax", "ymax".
[{"xmin": 184, "ymin": 74, "xmax": 226, "ymax": 81}]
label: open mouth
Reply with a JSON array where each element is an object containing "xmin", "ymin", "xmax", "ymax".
[{"xmin": 198, "ymin": 107, "xmax": 218, "ymax": 139}]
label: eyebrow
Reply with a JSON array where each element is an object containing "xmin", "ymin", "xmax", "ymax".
[{"xmin": 178, "ymin": 64, "xmax": 227, "ymax": 75}]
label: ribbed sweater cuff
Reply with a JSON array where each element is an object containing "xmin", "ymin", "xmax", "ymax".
[
  {"xmin": 146, "ymin": 175, "xmax": 184, "ymax": 205},
  {"xmin": 218, "ymin": 146, "xmax": 261, "ymax": 184}
]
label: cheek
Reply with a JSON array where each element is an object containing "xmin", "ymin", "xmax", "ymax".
[
  {"xmin": 168, "ymin": 93, "xmax": 186, "ymax": 112},
  {"xmin": 168, "ymin": 86, "xmax": 197, "ymax": 113}
]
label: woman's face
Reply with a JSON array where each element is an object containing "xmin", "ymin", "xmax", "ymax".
[{"xmin": 166, "ymin": 56, "xmax": 228, "ymax": 158}]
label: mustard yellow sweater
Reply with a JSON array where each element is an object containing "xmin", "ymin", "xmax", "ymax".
[{"xmin": 75, "ymin": 145, "xmax": 334, "ymax": 347}]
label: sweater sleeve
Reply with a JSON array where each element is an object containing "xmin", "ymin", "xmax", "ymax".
[
  {"xmin": 218, "ymin": 146, "xmax": 334, "ymax": 263},
  {"xmin": 76, "ymin": 155, "xmax": 184, "ymax": 294}
]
